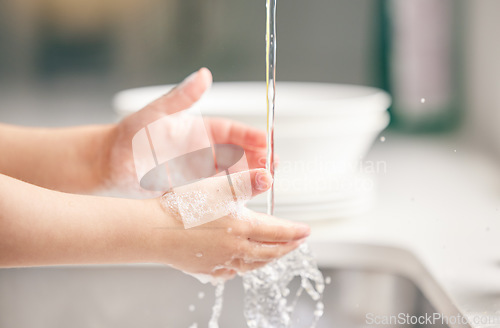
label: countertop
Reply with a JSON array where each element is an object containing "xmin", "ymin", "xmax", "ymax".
[{"xmin": 308, "ymin": 132, "xmax": 500, "ymax": 328}]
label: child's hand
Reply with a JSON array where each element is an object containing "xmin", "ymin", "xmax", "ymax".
[
  {"xmin": 0, "ymin": 168, "xmax": 309, "ymax": 275},
  {"xmin": 94, "ymin": 67, "xmax": 310, "ymax": 280},
  {"xmin": 100, "ymin": 68, "xmax": 268, "ymax": 196},
  {"xmin": 148, "ymin": 168, "xmax": 310, "ymax": 280}
]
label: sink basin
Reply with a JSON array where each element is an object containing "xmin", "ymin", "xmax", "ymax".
[{"xmin": 0, "ymin": 243, "xmax": 453, "ymax": 328}]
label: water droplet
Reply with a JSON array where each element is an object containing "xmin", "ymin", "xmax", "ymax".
[
  {"xmin": 227, "ymin": 227, "xmax": 232, "ymax": 233},
  {"xmin": 314, "ymin": 302, "xmax": 324, "ymax": 317},
  {"xmin": 421, "ymin": 98, "xmax": 426, "ymax": 103},
  {"xmin": 198, "ymin": 291, "xmax": 205, "ymax": 299},
  {"xmin": 188, "ymin": 304, "xmax": 196, "ymax": 312},
  {"xmin": 325, "ymin": 276, "xmax": 331, "ymax": 284},
  {"xmin": 380, "ymin": 136, "xmax": 386, "ymax": 142},
  {"xmin": 454, "ymin": 149, "xmax": 457, "ymax": 153},
  {"xmin": 195, "ymin": 252, "xmax": 203, "ymax": 258}
]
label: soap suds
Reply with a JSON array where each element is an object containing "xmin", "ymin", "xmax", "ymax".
[
  {"xmin": 160, "ymin": 161, "xmax": 254, "ymax": 229},
  {"xmin": 161, "ymin": 187, "xmax": 251, "ymax": 229}
]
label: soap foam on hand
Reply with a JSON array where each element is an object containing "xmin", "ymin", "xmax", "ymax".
[{"xmin": 160, "ymin": 170, "xmax": 253, "ymax": 229}]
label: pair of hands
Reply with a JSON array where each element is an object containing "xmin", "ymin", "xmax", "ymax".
[{"xmin": 99, "ymin": 68, "xmax": 309, "ymax": 279}]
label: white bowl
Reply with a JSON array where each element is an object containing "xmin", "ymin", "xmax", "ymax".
[{"xmin": 114, "ymin": 82, "xmax": 391, "ymax": 220}]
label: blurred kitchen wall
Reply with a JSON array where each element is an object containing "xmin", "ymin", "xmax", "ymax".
[
  {"xmin": 1, "ymin": 0, "xmax": 499, "ymax": 161},
  {"xmin": 464, "ymin": 0, "xmax": 500, "ymax": 158},
  {"xmin": 0, "ymin": 0, "xmax": 381, "ymax": 90}
]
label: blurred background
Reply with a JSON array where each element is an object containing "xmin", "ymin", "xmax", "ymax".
[{"xmin": 0, "ymin": 0, "xmax": 499, "ymax": 150}]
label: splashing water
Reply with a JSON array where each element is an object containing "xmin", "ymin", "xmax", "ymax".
[
  {"xmin": 208, "ymin": 282, "xmax": 225, "ymax": 328},
  {"xmin": 243, "ymin": 243, "xmax": 325, "ymax": 327},
  {"xmin": 241, "ymin": 0, "xmax": 325, "ymax": 327}
]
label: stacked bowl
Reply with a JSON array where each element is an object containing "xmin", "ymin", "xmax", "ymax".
[{"xmin": 114, "ymin": 82, "xmax": 391, "ymax": 221}]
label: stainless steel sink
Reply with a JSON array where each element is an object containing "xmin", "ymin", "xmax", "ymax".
[{"xmin": 0, "ymin": 252, "xmax": 451, "ymax": 328}]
